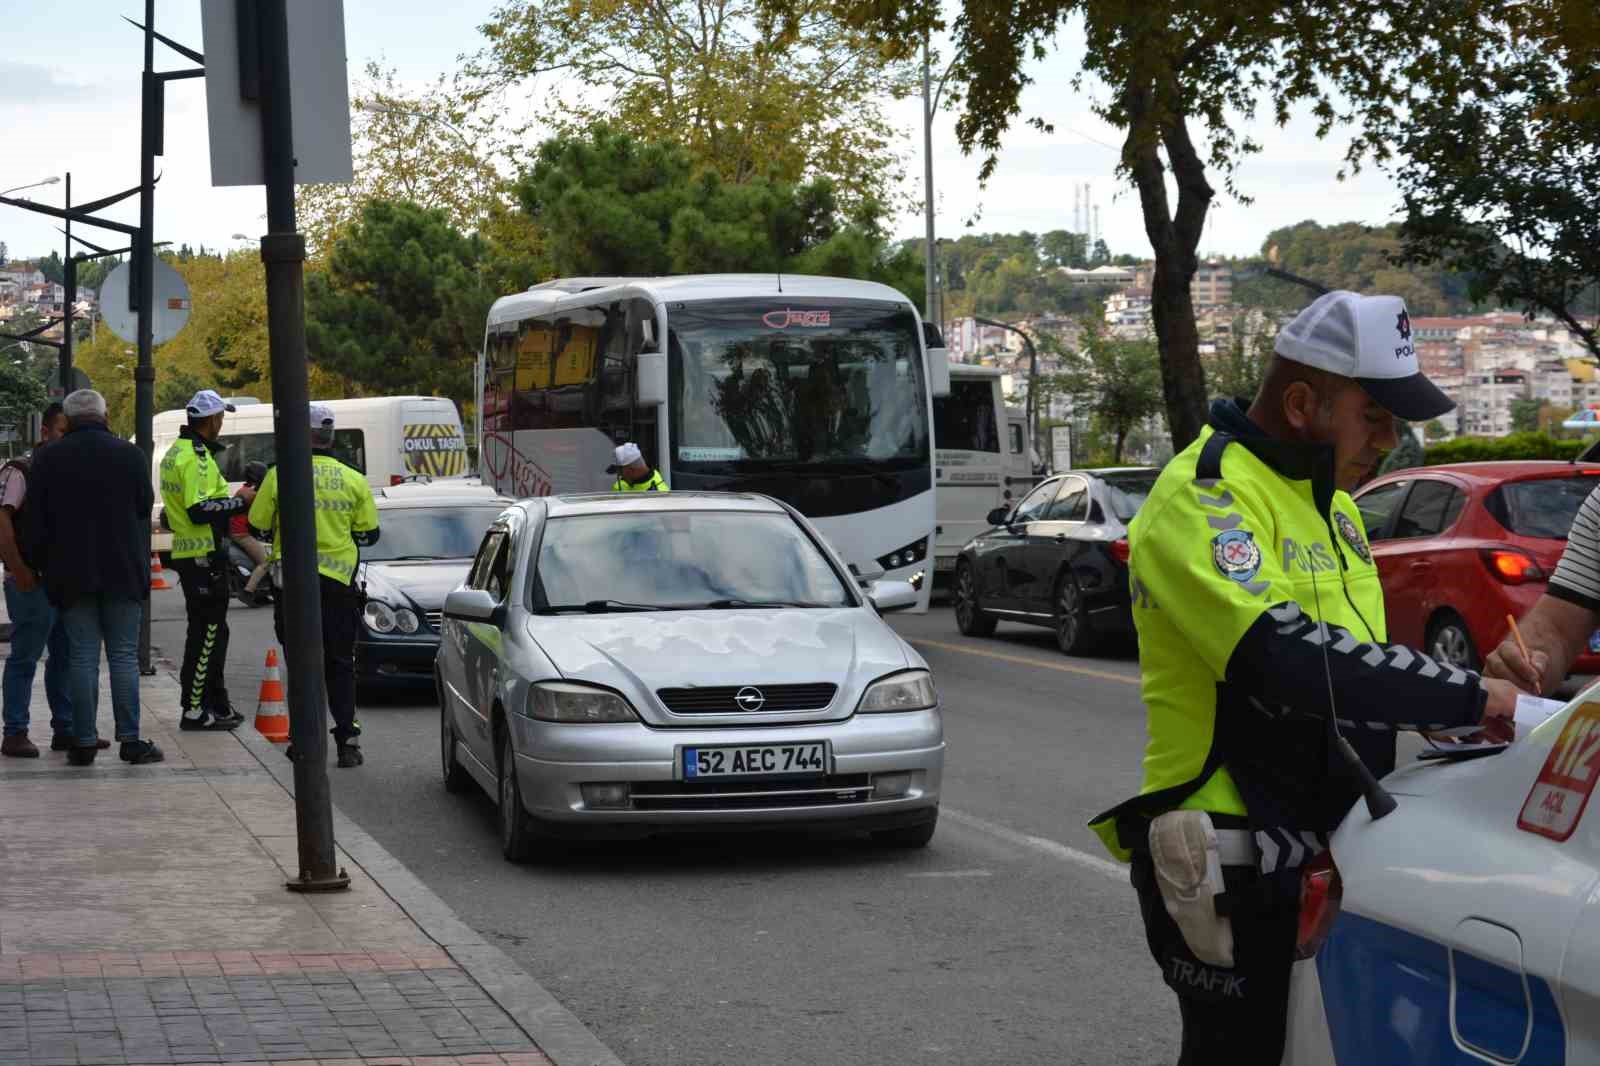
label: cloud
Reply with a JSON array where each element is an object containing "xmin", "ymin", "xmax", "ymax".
[{"xmin": 0, "ymin": 60, "xmax": 106, "ymax": 105}]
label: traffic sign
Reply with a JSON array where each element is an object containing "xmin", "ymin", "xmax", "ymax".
[
  {"xmin": 1051, "ymin": 425, "xmax": 1072, "ymax": 472},
  {"xmin": 98, "ymin": 258, "xmax": 191, "ymax": 346}
]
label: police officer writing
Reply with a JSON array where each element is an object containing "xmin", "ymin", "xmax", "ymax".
[
  {"xmin": 1088, "ymin": 291, "xmax": 1519, "ymax": 1065},
  {"xmin": 160, "ymin": 390, "xmax": 252, "ymax": 731},
  {"xmin": 247, "ymin": 403, "xmax": 378, "ymax": 768},
  {"xmin": 607, "ymin": 442, "xmax": 667, "ymax": 492}
]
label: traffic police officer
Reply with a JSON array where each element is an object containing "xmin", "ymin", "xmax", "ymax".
[
  {"xmin": 248, "ymin": 403, "xmax": 379, "ymax": 768},
  {"xmin": 161, "ymin": 390, "xmax": 251, "ymax": 731},
  {"xmin": 1088, "ymin": 291, "xmax": 1518, "ymax": 1063},
  {"xmin": 608, "ymin": 442, "xmax": 667, "ymax": 492}
]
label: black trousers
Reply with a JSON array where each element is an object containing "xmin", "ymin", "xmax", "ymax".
[
  {"xmin": 1130, "ymin": 852, "xmax": 1300, "ymax": 1065},
  {"xmin": 274, "ymin": 574, "xmax": 361, "ymax": 743},
  {"xmin": 170, "ymin": 555, "xmax": 231, "ymax": 717}
]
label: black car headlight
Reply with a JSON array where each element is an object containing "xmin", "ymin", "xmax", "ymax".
[{"xmin": 876, "ymin": 538, "xmax": 929, "ymax": 571}]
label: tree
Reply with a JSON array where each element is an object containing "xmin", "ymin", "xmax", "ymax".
[
  {"xmin": 815, "ymin": 0, "xmax": 1519, "ymax": 454},
  {"xmin": 1089, "ymin": 239, "xmax": 1111, "ymax": 267},
  {"xmin": 0, "ymin": 360, "xmax": 47, "ymax": 433},
  {"xmin": 1393, "ymin": 18, "xmax": 1600, "ymax": 358},
  {"xmin": 1045, "ymin": 321, "xmax": 1164, "ymax": 463},
  {"xmin": 465, "ymin": 0, "xmax": 914, "ymax": 213},
  {"xmin": 1423, "ymin": 419, "xmax": 1449, "ymax": 443},
  {"xmin": 513, "ymin": 126, "xmax": 921, "ymax": 300},
  {"xmin": 1378, "ymin": 422, "xmax": 1424, "ymax": 475},
  {"xmin": 1039, "ymin": 230, "xmax": 1088, "ymax": 269},
  {"xmin": 36, "ymin": 251, "xmax": 64, "ymax": 285},
  {"xmin": 1510, "ymin": 397, "xmax": 1543, "ymax": 435},
  {"xmin": 305, "ymin": 201, "xmax": 497, "ymax": 413},
  {"xmin": 1204, "ymin": 321, "xmax": 1273, "ymax": 402}
]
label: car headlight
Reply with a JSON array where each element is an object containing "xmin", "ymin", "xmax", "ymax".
[
  {"xmin": 363, "ymin": 601, "xmax": 396, "ymax": 634},
  {"xmin": 523, "ymin": 681, "xmax": 639, "ymax": 723},
  {"xmin": 394, "ymin": 608, "xmax": 420, "ymax": 634},
  {"xmin": 857, "ymin": 669, "xmax": 937, "ymax": 713}
]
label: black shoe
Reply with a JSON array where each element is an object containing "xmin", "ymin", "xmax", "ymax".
[
  {"xmin": 336, "ymin": 743, "xmax": 363, "ymax": 768},
  {"xmin": 66, "ymin": 746, "xmax": 97, "ymax": 766},
  {"xmin": 51, "ymin": 734, "xmax": 110, "ymax": 752},
  {"xmin": 215, "ymin": 701, "xmax": 246, "ymax": 726},
  {"xmin": 180, "ymin": 710, "xmax": 242, "ymax": 731},
  {"xmin": 119, "ymin": 740, "xmax": 165, "ymax": 765}
]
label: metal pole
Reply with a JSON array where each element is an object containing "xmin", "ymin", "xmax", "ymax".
[
  {"xmin": 921, "ymin": 37, "xmax": 937, "ymax": 331},
  {"xmin": 135, "ymin": 0, "xmax": 158, "ymax": 676},
  {"xmin": 62, "ymin": 173, "xmax": 73, "ymax": 397},
  {"xmin": 258, "ymin": 0, "xmax": 347, "ymax": 892}
]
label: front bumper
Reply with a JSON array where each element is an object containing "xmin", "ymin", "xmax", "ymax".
[
  {"xmin": 355, "ymin": 634, "xmax": 439, "ymax": 684},
  {"xmin": 507, "ymin": 707, "xmax": 944, "ymax": 834}
]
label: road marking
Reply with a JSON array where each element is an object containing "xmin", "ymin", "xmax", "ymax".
[
  {"xmin": 906, "ymin": 869, "xmax": 993, "ymax": 879},
  {"xmin": 910, "ymin": 638, "xmax": 1141, "ymax": 686},
  {"xmin": 943, "ymin": 807, "xmax": 1125, "ymax": 881}
]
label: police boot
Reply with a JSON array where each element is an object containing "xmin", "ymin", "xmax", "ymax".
[{"xmin": 336, "ymin": 741, "xmax": 363, "ymax": 768}]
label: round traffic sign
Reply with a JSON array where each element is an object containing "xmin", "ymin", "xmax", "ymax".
[{"xmin": 98, "ymin": 258, "xmax": 192, "ymax": 346}]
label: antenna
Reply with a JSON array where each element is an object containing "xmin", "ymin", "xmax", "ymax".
[
  {"xmin": 1073, "ymin": 185, "xmax": 1082, "ymax": 237},
  {"xmin": 1308, "ymin": 562, "xmax": 1397, "ymax": 820},
  {"xmin": 1094, "ymin": 205, "xmax": 1102, "ymax": 250}
]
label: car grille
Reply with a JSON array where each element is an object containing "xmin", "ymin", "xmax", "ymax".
[
  {"xmin": 656, "ymin": 683, "xmax": 838, "ymax": 715},
  {"xmin": 628, "ymin": 774, "xmax": 874, "ymax": 811},
  {"xmin": 425, "ymin": 610, "xmax": 443, "ymax": 632}
]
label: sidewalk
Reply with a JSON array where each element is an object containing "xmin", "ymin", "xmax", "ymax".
[{"xmin": 0, "ymin": 609, "xmax": 618, "ymax": 1066}]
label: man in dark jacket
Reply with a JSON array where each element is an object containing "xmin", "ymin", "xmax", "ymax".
[{"xmin": 24, "ymin": 390, "xmax": 163, "ymax": 766}]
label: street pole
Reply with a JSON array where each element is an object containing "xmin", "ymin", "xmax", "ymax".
[
  {"xmin": 61, "ymin": 173, "xmax": 74, "ymax": 397},
  {"xmin": 921, "ymin": 37, "xmax": 937, "ymax": 332},
  {"xmin": 257, "ymin": 0, "xmax": 348, "ymax": 892},
  {"xmin": 974, "ymin": 315, "xmax": 1040, "ymax": 462},
  {"xmin": 135, "ymin": 0, "xmax": 157, "ymax": 676}
]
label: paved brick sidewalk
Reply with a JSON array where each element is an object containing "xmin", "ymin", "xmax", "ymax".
[{"xmin": 0, "ymin": 625, "xmax": 559, "ymax": 1066}]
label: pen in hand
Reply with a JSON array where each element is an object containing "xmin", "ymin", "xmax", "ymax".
[{"xmin": 1506, "ymin": 613, "xmax": 1540, "ymax": 696}]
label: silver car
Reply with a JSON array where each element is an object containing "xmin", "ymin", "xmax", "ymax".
[{"xmin": 435, "ymin": 491, "xmax": 945, "ymax": 862}]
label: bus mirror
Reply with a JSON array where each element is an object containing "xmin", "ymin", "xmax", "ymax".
[
  {"xmin": 636, "ymin": 351, "xmax": 668, "ymax": 406},
  {"xmin": 926, "ymin": 347, "xmax": 951, "ymax": 398}
]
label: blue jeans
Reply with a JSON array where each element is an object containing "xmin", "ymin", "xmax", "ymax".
[
  {"xmin": 60, "ymin": 594, "xmax": 144, "ymax": 746},
  {"xmin": 2, "ymin": 579, "xmax": 72, "ymax": 737}
]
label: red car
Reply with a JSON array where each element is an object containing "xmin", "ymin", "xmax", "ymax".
[{"xmin": 1352, "ymin": 461, "xmax": 1600, "ymax": 672}]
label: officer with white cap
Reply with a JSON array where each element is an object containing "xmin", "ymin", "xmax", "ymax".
[
  {"xmin": 248, "ymin": 403, "xmax": 379, "ymax": 767},
  {"xmin": 1087, "ymin": 291, "xmax": 1519, "ymax": 1063},
  {"xmin": 607, "ymin": 442, "xmax": 668, "ymax": 493}
]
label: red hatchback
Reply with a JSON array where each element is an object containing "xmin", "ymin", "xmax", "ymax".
[{"xmin": 1353, "ymin": 461, "xmax": 1600, "ymax": 672}]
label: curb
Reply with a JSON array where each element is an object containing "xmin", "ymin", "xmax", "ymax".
[{"xmin": 161, "ymin": 658, "xmax": 626, "ymax": 1066}]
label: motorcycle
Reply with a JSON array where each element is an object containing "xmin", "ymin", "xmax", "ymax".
[{"xmin": 225, "ymin": 540, "xmax": 275, "ymax": 608}]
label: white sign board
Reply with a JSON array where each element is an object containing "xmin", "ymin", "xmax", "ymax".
[
  {"xmin": 1051, "ymin": 426, "xmax": 1072, "ymax": 472},
  {"xmin": 99, "ymin": 259, "xmax": 191, "ymax": 346},
  {"xmin": 200, "ymin": 0, "xmax": 354, "ymax": 187}
]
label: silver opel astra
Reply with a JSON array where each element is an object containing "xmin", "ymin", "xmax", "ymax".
[{"xmin": 436, "ymin": 491, "xmax": 945, "ymax": 861}]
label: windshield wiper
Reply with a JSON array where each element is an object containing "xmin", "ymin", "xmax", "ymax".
[
  {"xmin": 699, "ymin": 598, "xmax": 831, "ymax": 609},
  {"xmin": 539, "ymin": 599, "xmax": 667, "ymax": 614},
  {"xmin": 372, "ymin": 555, "xmax": 442, "ymax": 561}
]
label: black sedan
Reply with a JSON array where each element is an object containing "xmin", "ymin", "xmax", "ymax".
[
  {"xmin": 952, "ymin": 467, "xmax": 1159, "ymax": 654},
  {"xmin": 356, "ymin": 483, "xmax": 515, "ymax": 691}
]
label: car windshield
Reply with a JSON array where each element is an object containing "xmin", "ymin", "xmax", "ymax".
[
  {"xmin": 1488, "ymin": 476, "xmax": 1600, "ymax": 540},
  {"xmin": 533, "ymin": 511, "xmax": 853, "ymax": 611},
  {"xmin": 364, "ymin": 504, "xmax": 507, "ymax": 561},
  {"xmin": 669, "ymin": 298, "xmax": 930, "ymax": 470},
  {"xmin": 1101, "ymin": 473, "xmax": 1159, "ymax": 523}
]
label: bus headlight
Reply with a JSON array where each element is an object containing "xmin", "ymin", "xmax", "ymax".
[{"xmin": 876, "ymin": 538, "xmax": 929, "ymax": 571}]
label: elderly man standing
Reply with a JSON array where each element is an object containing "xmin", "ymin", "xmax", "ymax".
[{"xmin": 24, "ymin": 390, "xmax": 162, "ymax": 766}]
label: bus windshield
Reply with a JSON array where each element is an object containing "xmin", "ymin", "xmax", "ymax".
[{"xmin": 669, "ymin": 299, "xmax": 929, "ymax": 469}]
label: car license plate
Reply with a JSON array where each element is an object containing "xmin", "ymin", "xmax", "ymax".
[
  {"xmin": 935, "ymin": 556, "xmax": 956, "ymax": 571},
  {"xmin": 682, "ymin": 742, "xmax": 827, "ymax": 779}
]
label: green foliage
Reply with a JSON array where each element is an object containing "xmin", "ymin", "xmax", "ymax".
[
  {"xmin": 1042, "ymin": 321, "xmax": 1164, "ymax": 463},
  {"xmin": 1378, "ymin": 423, "xmax": 1424, "ymax": 475},
  {"xmin": 305, "ymin": 201, "xmax": 496, "ymax": 413},
  {"xmin": 1510, "ymin": 398, "xmax": 1543, "ymax": 435},
  {"xmin": 0, "ymin": 360, "xmax": 48, "ymax": 426},
  {"xmin": 1233, "ymin": 221, "xmax": 1480, "ymax": 315},
  {"xmin": 1203, "ymin": 323, "xmax": 1273, "ymax": 403},
  {"xmin": 1422, "ymin": 433, "xmax": 1586, "ymax": 465},
  {"xmin": 514, "ymin": 126, "xmax": 919, "ymax": 302},
  {"xmin": 155, "ymin": 369, "xmax": 209, "ymax": 415},
  {"xmin": 36, "ymin": 251, "xmax": 63, "ymax": 285}
]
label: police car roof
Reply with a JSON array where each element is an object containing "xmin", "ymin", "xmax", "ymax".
[{"xmin": 535, "ymin": 491, "xmax": 783, "ymax": 519}]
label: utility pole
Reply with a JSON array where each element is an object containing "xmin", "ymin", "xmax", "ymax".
[
  {"xmin": 921, "ymin": 37, "xmax": 937, "ymax": 332},
  {"xmin": 974, "ymin": 316, "xmax": 1040, "ymax": 453},
  {"xmin": 62, "ymin": 173, "xmax": 74, "ymax": 397},
  {"xmin": 256, "ymin": 0, "xmax": 348, "ymax": 892},
  {"xmin": 134, "ymin": 0, "xmax": 158, "ymax": 676}
]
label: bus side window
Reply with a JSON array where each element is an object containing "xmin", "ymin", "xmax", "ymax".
[{"xmin": 1008, "ymin": 423, "xmax": 1025, "ymax": 455}]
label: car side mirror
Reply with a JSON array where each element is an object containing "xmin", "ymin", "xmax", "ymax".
[
  {"xmin": 867, "ymin": 579, "xmax": 918, "ymax": 613},
  {"xmin": 444, "ymin": 587, "xmax": 505, "ymax": 627},
  {"xmin": 987, "ymin": 507, "xmax": 1011, "ymax": 527}
]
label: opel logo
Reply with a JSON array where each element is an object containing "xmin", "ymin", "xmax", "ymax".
[{"xmin": 734, "ymin": 686, "xmax": 767, "ymax": 711}]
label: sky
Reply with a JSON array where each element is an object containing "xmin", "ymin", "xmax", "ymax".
[{"xmin": 1, "ymin": 0, "xmax": 1409, "ymax": 270}]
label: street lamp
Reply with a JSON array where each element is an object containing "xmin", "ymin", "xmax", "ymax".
[
  {"xmin": 921, "ymin": 39, "xmax": 961, "ymax": 332},
  {"xmin": 0, "ymin": 176, "xmax": 60, "ymax": 198}
]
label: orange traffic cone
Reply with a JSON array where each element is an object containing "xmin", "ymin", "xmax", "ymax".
[
  {"xmin": 150, "ymin": 553, "xmax": 174, "ymax": 591},
  {"xmin": 254, "ymin": 648, "xmax": 289, "ymax": 742}
]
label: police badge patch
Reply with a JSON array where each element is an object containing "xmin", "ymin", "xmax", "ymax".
[
  {"xmin": 1335, "ymin": 511, "xmax": 1372, "ymax": 564},
  {"xmin": 1211, "ymin": 529, "xmax": 1262, "ymax": 584}
]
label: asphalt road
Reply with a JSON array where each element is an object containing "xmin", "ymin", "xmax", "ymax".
[{"xmin": 150, "ymin": 592, "xmax": 1178, "ymax": 1065}]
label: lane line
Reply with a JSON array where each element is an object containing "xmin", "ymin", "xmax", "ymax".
[
  {"xmin": 943, "ymin": 806, "xmax": 1126, "ymax": 881},
  {"xmin": 910, "ymin": 637, "xmax": 1141, "ymax": 686}
]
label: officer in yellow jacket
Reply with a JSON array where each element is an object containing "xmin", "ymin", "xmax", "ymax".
[
  {"xmin": 160, "ymin": 390, "xmax": 253, "ymax": 731},
  {"xmin": 608, "ymin": 442, "xmax": 667, "ymax": 492},
  {"xmin": 1089, "ymin": 292, "xmax": 1518, "ymax": 1064},
  {"xmin": 248, "ymin": 403, "xmax": 378, "ymax": 768}
]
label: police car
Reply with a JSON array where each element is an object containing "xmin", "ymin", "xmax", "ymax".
[{"xmin": 1284, "ymin": 691, "xmax": 1600, "ymax": 1063}]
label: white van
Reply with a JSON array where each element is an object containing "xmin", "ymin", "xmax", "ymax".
[{"xmin": 150, "ymin": 396, "xmax": 468, "ymax": 554}]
